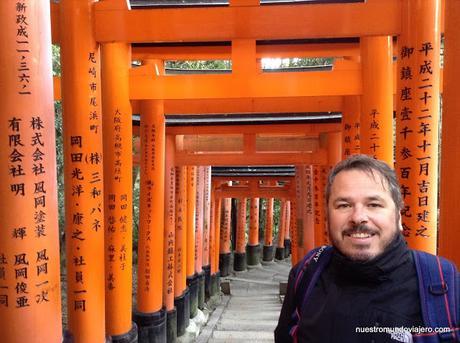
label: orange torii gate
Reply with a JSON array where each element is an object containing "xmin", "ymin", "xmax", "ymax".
[{"xmin": 1, "ymin": 1, "xmax": 458, "ymax": 343}]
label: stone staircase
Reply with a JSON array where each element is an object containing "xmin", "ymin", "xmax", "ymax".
[{"xmin": 197, "ymin": 259, "xmax": 291, "ymax": 343}]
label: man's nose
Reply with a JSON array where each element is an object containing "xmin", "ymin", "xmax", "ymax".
[{"xmin": 350, "ymin": 205, "xmax": 368, "ymax": 225}]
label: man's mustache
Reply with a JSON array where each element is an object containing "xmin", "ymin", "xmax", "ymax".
[{"xmin": 342, "ymin": 224, "xmax": 378, "ymax": 236}]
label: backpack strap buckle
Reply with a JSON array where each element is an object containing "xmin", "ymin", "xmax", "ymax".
[{"xmin": 429, "ymin": 282, "xmax": 448, "ymax": 295}]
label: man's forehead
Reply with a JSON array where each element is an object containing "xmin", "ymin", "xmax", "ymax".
[{"xmin": 332, "ymin": 168, "xmax": 390, "ymax": 191}]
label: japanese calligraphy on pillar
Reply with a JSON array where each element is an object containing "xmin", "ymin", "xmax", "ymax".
[
  {"xmin": 174, "ymin": 167, "xmax": 183, "ymax": 282},
  {"xmin": 194, "ymin": 167, "xmax": 203, "ymax": 271},
  {"xmin": 342, "ymin": 97, "xmax": 361, "ymax": 158},
  {"xmin": 202, "ymin": 167, "xmax": 211, "ymax": 266},
  {"xmin": 397, "ymin": 37, "xmax": 439, "ymax": 244},
  {"xmin": 320, "ymin": 166, "xmax": 330, "ymax": 245},
  {"xmin": 140, "ymin": 120, "xmax": 155, "ymax": 292},
  {"xmin": 165, "ymin": 166, "xmax": 175, "ymax": 298},
  {"xmin": 16, "ymin": 0, "xmax": 31, "ymax": 96},
  {"xmin": 294, "ymin": 166, "xmax": 304, "ymax": 248}
]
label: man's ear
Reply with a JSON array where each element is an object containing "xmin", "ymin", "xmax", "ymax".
[{"xmin": 397, "ymin": 211, "xmax": 403, "ymax": 232}]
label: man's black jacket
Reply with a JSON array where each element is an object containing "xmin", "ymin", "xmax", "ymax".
[{"xmin": 275, "ymin": 235, "xmax": 425, "ymax": 342}]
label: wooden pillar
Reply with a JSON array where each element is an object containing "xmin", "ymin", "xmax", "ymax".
[
  {"xmin": 0, "ymin": 1, "xmax": 62, "ymax": 342},
  {"xmin": 185, "ymin": 166, "xmax": 198, "ymax": 318},
  {"xmin": 194, "ymin": 167, "xmax": 204, "ymax": 276},
  {"xmin": 164, "ymin": 135, "xmax": 176, "ymax": 340},
  {"xmin": 101, "ymin": 40, "xmax": 135, "ymax": 338},
  {"xmin": 295, "ymin": 166, "xmax": 315, "ymax": 259},
  {"xmin": 220, "ymin": 198, "xmax": 232, "ymax": 255},
  {"xmin": 174, "ymin": 165, "xmax": 189, "ymax": 335},
  {"xmin": 262, "ymin": 198, "xmax": 274, "ymax": 262},
  {"xmin": 284, "ymin": 200, "xmax": 291, "ymax": 257},
  {"xmin": 202, "ymin": 166, "xmax": 211, "ymax": 269},
  {"xmin": 361, "ymin": 36, "xmax": 394, "ymax": 165},
  {"xmin": 174, "ymin": 166, "xmax": 187, "ymax": 298},
  {"xmin": 342, "ymin": 96, "xmax": 361, "ymax": 159},
  {"xmin": 234, "ymin": 198, "xmax": 247, "ymax": 271},
  {"xmin": 247, "ymin": 198, "xmax": 260, "ymax": 266},
  {"xmin": 289, "ymin": 198, "xmax": 299, "ymax": 265},
  {"xmin": 59, "ymin": 1, "xmax": 105, "ymax": 341},
  {"xmin": 194, "ymin": 167, "xmax": 205, "ymax": 309},
  {"xmin": 396, "ymin": 0, "xmax": 440, "ymax": 253},
  {"xmin": 219, "ymin": 197, "xmax": 232, "ymax": 276},
  {"xmin": 186, "ymin": 166, "xmax": 196, "ymax": 280},
  {"xmin": 275, "ymin": 199, "xmax": 287, "ymax": 260},
  {"xmin": 135, "ymin": 99, "xmax": 166, "ymax": 337},
  {"xmin": 439, "ymin": 0, "xmax": 460, "ymax": 265},
  {"xmin": 320, "ymin": 166, "xmax": 330, "ymax": 246},
  {"xmin": 313, "ymin": 166, "xmax": 326, "ymax": 247},
  {"xmin": 213, "ymin": 197, "xmax": 222, "ymax": 276}
]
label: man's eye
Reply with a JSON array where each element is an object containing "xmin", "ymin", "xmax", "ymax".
[
  {"xmin": 336, "ymin": 203, "xmax": 350, "ymax": 209},
  {"xmin": 368, "ymin": 203, "xmax": 382, "ymax": 208}
]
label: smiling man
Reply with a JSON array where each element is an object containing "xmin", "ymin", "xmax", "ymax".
[{"xmin": 275, "ymin": 155, "xmax": 459, "ymax": 343}]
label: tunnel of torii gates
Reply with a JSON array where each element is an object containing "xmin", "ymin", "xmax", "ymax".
[{"xmin": 1, "ymin": 0, "xmax": 460, "ymax": 342}]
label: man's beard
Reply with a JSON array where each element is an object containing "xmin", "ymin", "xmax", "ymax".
[{"xmin": 328, "ymin": 221, "xmax": 401, "ymax": 262}]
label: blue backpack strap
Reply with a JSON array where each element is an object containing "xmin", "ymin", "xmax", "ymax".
[
  {"xmin": 289, "ymin": 245, "xmax": 333, "ymax": 341},
  {"xmin": 412, "ymin": 250, "xmax": 460, "ymax": 342}
]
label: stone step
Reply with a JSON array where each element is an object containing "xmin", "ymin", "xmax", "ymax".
[
  {"xmin": 212, "ymin": 330, "xmax": 274, "ymax": 340},
  {"xmin": 216, "ymin": 319, "xmax": 279, "ymax": 331},
  {"xmin": 209, "ymin": 339, "xmax": 274, "ymax": 343}
]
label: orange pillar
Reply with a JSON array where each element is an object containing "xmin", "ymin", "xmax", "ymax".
[
  {"xmin": 275, "ymin": 199, "xmax": 287, "ymax": 260},
  {"xmin": 342, "ymin": 96, "xmax": 361, "ymax": 159},
  {"xmin": 164, "ymin": 135, "xmax": 176, "ymax": 341},
  {"xmin": 135, "ymin": 100, "xmax": 166, "ymax": 338},
  {"xmin": 439, "ymin": 0, "xmax": 460, "ymax": 265},
  {"xmin": 213, "ymin": 196, "xmax": 222, "ymax": 275},
  {"xmin": 194, "ymin": 167, "xmax": 205, "ymax": 310},
  {"xmin": 185, "ymin": 166, "xmax": 198, "ymax": 318},
  {"xmin": 262, "ymin": 198, "xmax": 275, "ymax": 262},
  {"xmin": 313, "ymin": 166, "xmax": 327, "ymax": 247},
  {"xmin": 174, "ymin": 166, "xmax": 189, "ymax": 336},
  {"xmin": 289, "ymin": 198, "xmax": 299, "ymax": 266},
  {"xmin": 219, "ymin": 197, "xmax": 232, "ymax": 276},
  {"xmin": 284, "ymin": 200, "xmax": 291, "ymax": 257},
  {"xmin": 101, "ymin": 40, "xmax": 136, "ymax": 339},
  {"xmin": 202, "ymin": 166, "xmax": 213, "ymax": 297},
  {"xmin": 361, "ymin": 36, "xmax": 394, "ymax": 165},
  {"xmin": 194, "ymin": 167, "xmax": 204, "ymax": 276},
  {"xmin": 396, "ymin": 0, "xmax": 440, "ymax": 254},
  {"xmin": 209, "ymin": 192, "xmax": 222, "ymax": 297},
  {"xmin": 59, "ymin": 1, "xmax": 105, "ymax": 342},
  {"xmin": 247, "ymin": 198, "xmax": 260, "ymax": 266},
  {"xmin": 295, "ymin": 166, "xmax": 315, "ymax": 259},
  {"xmin": 202, "ymin": 166, "xmax": 211, "ymax": 270},
  {"xmin": 320, "ymin": 166, "xmax": 330, "ymax": 246},
  {"xmin": 234, "ymin": 198, "xmax": 247, "ymax": 271},
  {"xmin": 0, "ymin": 1, "xmax": 62, "ymax": 342}
]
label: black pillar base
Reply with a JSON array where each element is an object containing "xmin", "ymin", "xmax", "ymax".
[
  {"xmin": 197, "ymin": 271, "xmax": 205, "ymax": 310},
  {"xmin": 174, "ymin": 288, "xmax": 190, "ymax": 337},
  {"xmin": 233, "ymin": 252, "xmax": 247, "ymax": 271},
  {"xmin": 275, "ymin": 247, "xmax": 285, "ymax": 260},
  {"xmin": 284, "ymin": 239, "xmax": 291, "ymax": 257},
  {"xmin": 133, "ymin": 307, "xmax": 167, "ymax": 343},
  {"xmin": 203, "ymin": 265, "xmax": 211, "ymax": 299},
  {"xmin": 64, "ymin": 331, "xmax": 114, "ymax": 343},
  {"xmin": 210, "ymin": 271, "xmax": 221, "ymax": 296},
  {"xmin": 262, "ymin": 245, "xmax": 274, "ymax": 262},
  {"xmin": 219, "ymin": 252, "xmax": 231, "ymax": 277},
  {"xmin": 111, "ymin": 323, "xmax": 138, "ymax": 343},
  {"xmin": 246, "ymin": 244, "xmax": 261, "ymax": 266},
  {"xmin": 166, "ymin": 308, "xmax": 177, "ymax": 343},
  {"xmin": 186, "ymin": 273, "xmax": 199, "ymax": 318}
]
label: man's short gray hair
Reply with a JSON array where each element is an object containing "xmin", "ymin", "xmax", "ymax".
[{"xmin": 325, "ymin": 154, "xmax": 404, "ymax": 211}]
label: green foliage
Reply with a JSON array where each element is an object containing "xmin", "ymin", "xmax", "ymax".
[{"xmin": 165, "ymin": 60, "xmax": 231, "ymax": 70}]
